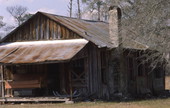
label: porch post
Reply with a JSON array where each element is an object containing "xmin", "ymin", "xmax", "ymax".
[
  {"xmin": 0, "ymin": 65, "xmax": 5, "ymax": 98},
  {"xmin": 60, "ymin": 63, "xmax": 66, "ymax": 94},
  {"xmin": 69, "ymin": 66, "xmax": 73, "ymax": 101}
]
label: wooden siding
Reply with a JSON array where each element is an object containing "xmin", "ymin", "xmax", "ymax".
[
  {"xmin": 85, "ymin": 43, "xmax": 111, "ymax": 98},
  {"xmin": 4, "ymin": 14, "xmax": 81, "ymax": 42},
  {"xmin": 123, "ymin": 50, "xmax": 165, "ymax": 95},
  {"xmin": 108, "ymin": 49, "xmax": 121, "ymax": 96}
]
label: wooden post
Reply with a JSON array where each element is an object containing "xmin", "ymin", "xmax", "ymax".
[
  {"xmin": 1, "ymin": 65, "xmax": 5, "ymax": 98},
  {"xmin": 69, "ymin": 64, "xmax": 73, "ymax": 101},
  {"xmin": 60, "ymin": 63, "xmax": 66, "ymax": 94}
]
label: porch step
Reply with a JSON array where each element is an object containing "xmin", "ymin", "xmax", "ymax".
[{"xmin": 0, "ymin": 97, "xmax": 69, "ymax": 102}]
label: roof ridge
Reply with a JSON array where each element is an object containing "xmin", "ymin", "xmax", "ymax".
[{"xmin": 38, "ymin": 11, "xmax": 108, "ymax": 23}]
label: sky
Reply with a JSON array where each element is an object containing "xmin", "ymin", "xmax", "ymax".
[{"xmin": 0, "ymin": 0, "xmax": 72, "ymax": 25}]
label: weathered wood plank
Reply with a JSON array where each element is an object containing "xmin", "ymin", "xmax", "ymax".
[
  {"xmin": 54, "ymin": 22, "xmax": 58, "ymax": 39},
  {"xmin": 57, "ymin": 24, "xmax": 61, "ymax": 39},
  {"xmin": 49, "ymin": 20, "xmax": 53, "ymax": 40},
  {"xmin": 0, "ymin": 97, "xmax": 69, "ymax": 102},
  {"xmin": 5, "ymin": 82, "xmax": 41, "ymax": 89},
  {"xmin": 35, "ymin": 16, "xmax": 38, "ymax": 40}
]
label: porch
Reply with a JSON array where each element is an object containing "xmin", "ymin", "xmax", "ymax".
[
  {"xmin": 3, "ymin": 61, "xmax": 87, "ymax": 98},
  {"xmin": 0, "ymin": 39, "xmax": 89, "ymax": 101}
]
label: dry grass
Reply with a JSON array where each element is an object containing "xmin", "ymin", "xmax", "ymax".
[
  {"xmin": 166, "ymin": 76, "xmax": 170, "ymax": 90},
  {"xmin": 0, "ymin": 98, "xmax": 170, "ymax": 108}
]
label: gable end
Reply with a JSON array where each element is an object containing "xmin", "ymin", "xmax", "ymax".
[{"xmin": 2, "ymin": 12, "xmax": 81, "ymax": 42}]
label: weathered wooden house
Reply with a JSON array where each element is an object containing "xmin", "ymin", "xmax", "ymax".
[{"xmin": 0, "ymin": 7, "xmax": 165, "ymax": 102}]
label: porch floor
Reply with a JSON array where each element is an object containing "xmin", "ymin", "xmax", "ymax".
[{"xmin": 0, "ymin": 97, "xmax": 69, "ymax": 102}]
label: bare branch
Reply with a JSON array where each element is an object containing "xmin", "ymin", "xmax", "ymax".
[{"xmin": 6, "ymin": 5, "xmax": 28, "ymax": 25}]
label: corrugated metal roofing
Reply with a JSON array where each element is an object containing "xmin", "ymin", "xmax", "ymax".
[
  {"xmin": 41, "ymin": 12, "xmax": 113, "ymax": 48},
  {"xmin": 123, "ymin": 39, "xmax": 149, "ymax": 50},
  {"xmin": 40, "ymin": 12, "xmax": 148, "ymax": 49},
  {"xmin": 0, "ymin": 39, "xmax": 88, "ymax": 64}
]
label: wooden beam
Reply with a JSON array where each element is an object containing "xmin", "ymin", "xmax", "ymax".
[
  {"xmin": 0, "ymin": 97, "xmax": 69, "ymax": 102},
  {"xmin": 1, "ymin": 66, "xmax": 4, "ymax": 98},
  {"xmin": 69, "ymin": 65, "xmax": 73, "ymax": 101}
]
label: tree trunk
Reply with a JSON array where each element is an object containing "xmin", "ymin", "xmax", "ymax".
[
  {"xmin": 97, "ymin": 2, "xmax": 101, "ymax": 21},
  {"xmin": 69, "ymin": 0, "xmax": 73, "ymax": 17},
  {"xmin": 77, "ymin": 0, "xmax": 81, "ymax": 19}
]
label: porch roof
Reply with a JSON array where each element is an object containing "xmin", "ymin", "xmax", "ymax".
[{"xmin": 0, "ymin": 39, "xmax": 88, "ymax": 64}]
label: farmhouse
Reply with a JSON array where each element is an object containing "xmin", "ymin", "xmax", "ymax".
[{"xmin": 0, "ymin": 7, "xmax": 165, "ymax": 102}]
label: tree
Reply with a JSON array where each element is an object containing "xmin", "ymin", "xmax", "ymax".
[
  {"xmin": 117, "ymin": 0, "xmax": 169, "ymax": 68},
  {"xmin": 20, "ymin": 13, "xmax": 32, "ymax": 23},
  {"xmin": 0, "ymin": 16, "xmax": 5, "ymax": 28},
  {"xmin": 68, "ymin": 0, "xmax": 73, "ymax": 17},
  {"xmin": 6, "ymin": 5, "xmax": 29, "ymax": 25},
  {"xmin": 82, "ymin": 0, "xmax": 109, "ymax": 21},
  {"xmin": 0, "ymin": 16, "xmax": 6, "ymax": 38},
  {"xmin": 77, "ymin": 0, "xmax": 81, "ymax": 19}
]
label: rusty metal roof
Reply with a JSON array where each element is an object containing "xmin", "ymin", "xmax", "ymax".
[
  {"xmin": 41, "ymin": 12, "xmax": 113, "ymax": 48},
  {"xmin": 123, "ymin": 39, "xmax": 149, "ymax": 50},
  {"xmin": 41, "ymin": 12, "xmax": 148, "ymax": 50},
  {"xmin": 0, "ymin": 39, "xmax": 88, "ymax": 64}
]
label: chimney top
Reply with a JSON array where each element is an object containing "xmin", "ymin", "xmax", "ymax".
[
  {"xmin": 109, "ymin": 6, "xmax": 118, "ymax": 11},
  {"xmin": 109, "ymin": 6, "xmax": 122, "ymax": 19}
]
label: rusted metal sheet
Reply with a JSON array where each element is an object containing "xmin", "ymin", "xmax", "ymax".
[
  {"xmin": 123, "ymin": 39, "xmax": 149, "ymax": 50},
  {"xmin": 41, "ymin": 12, "xmax": 148, "ymax": 50},
  {"xmin": 0, "ymin": 39, "xmax": 88, "ymax": 64},
  {"xmin": 42, "ymin": 12, "xmax": 112, "ymax": 48}
]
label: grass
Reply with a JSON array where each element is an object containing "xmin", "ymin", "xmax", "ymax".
[
  {"xmin": 1, "ymin": 98, "xmax": 170, "ymax": 108},
  {"xmin": 1, "ymin": 76, "xmax": 170, "ymax": 108}
]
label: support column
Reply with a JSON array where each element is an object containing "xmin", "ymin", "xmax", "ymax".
[
  {"xmin": 0, "ymin": 65, "xmax": 5, "ymax": 98},
  {"xmin": 60, "ymin": 63, "xmax": 66, "ymax": 94}
]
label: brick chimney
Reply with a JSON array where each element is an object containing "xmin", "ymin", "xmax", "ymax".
[{"xmin": 109, "ymin": 6, "xmax": 122, "ymax": 47}]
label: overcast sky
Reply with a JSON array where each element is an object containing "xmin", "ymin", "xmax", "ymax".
[{"xmin": 0, "ymin": 0, "xmax": 73, "ymax": 25}]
